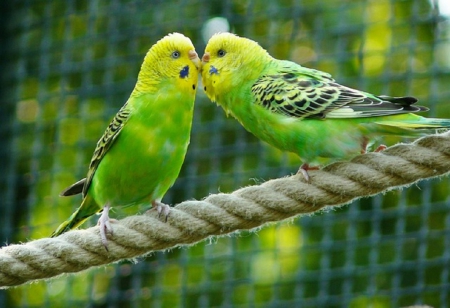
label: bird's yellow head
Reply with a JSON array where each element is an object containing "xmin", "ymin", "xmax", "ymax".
[
  {"xmin": 133, "ymin": 33, "xmax": 200, "ymax": 96},
  {"xmin": 201, "ymin": 32, "xmax": 271, "ymax": 103}
]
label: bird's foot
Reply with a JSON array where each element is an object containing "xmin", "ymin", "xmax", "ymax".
[
  {"xmin": 361, "ymin": 136, "xmax": 386, "ymax": 154},
  {"xmin": 374, "ymin": 144, "xmax": 387, "ymax": 152},
  {"xmin": 297, "ymin": 163, "xmax": 319, "ymax": 182},
  {"xmin": 97, "ymin": 204, "xmax": 117, "ymax": 251},
  {"xmin": 153, "ymin": 200, "xmax": 171, "ymax": 222},
  {"xmin": 361, "ymin": 137, "xmax": 369, "ymax": 154}
]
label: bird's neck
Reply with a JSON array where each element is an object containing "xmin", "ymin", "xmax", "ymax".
[
  {"xmin": 130, "ymin": 71, "xmax": 161, "ymax": 97},
  {"xmin": 245, "ymin": 53, "xmax": 274, "ymax": 79}
]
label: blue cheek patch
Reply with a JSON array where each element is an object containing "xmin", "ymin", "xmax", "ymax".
[
  {"xmin": 209, "ymin": 66, "xmax": 219, "ymax": 75},
  {"xmin": 179, "ymin": 65, "xmax": 189, "ymax": 78}
]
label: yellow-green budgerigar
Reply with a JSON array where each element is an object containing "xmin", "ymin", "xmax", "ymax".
[
  {"xmin": 52, "ymin": 33, "xmax": 200, "ymax": 247},
  {"xmin": 201, "ymin": 32, "xmax": 450, "ymax": 179}
]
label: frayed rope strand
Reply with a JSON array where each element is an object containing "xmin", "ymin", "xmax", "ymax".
[{"xmin": 1, "ymin": 132, "xmax": 450, "ymax": 288}]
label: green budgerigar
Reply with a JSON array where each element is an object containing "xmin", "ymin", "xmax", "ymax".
[
  {"xmin": 52, "ymin": 33, "xmax": 200, "ymax": 247},
  {"xmin": 201, "ymin": 32, "xmax": 450, "ymax": 179}
]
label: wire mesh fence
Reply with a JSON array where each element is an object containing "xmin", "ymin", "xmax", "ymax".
[{"xmin": 1, "ymin": 0, "xmax": 450, "ymax": 307}]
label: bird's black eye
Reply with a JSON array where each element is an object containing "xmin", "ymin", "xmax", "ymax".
[
  {"xmin": 218, "ymin": 49, "xmax": 226, "ymax": 57},
  {"xmin": 171, "ymin": 51, "xmax": 180, "ymax": 59}
]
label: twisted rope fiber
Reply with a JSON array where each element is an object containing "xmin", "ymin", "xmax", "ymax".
[{"xmin": 2, "ymin": 132, "xmax": 450, "ymax": 288}]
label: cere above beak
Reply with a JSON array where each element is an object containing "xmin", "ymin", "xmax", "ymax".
[
  {"xmin": 202, "ymin": 52, "xmax": 210, "ymax": 63},
  {"xmin": 188, "ymin": 50, "xmax": 199, "ymax": 60}
]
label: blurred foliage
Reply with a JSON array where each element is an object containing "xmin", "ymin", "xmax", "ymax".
[{"xmin": 1, "ymin": 0, "xmax": 450, "ymax": 307}]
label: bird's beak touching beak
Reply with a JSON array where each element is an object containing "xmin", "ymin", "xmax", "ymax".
[
  {"xmin": 189, "ymin": 50, "xmax": 201, "ymax": 69},
  {"xmin": 202, "ymin": 52, "xmax": 210, "ymax": 63}
]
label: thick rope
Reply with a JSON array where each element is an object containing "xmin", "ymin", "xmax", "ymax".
[{"xmin": 1, "ymin": 132, "xmax": 450, "ymax": 288}]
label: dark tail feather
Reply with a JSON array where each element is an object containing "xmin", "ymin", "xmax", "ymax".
[
  {"xmin": 51, "ymin": 194, "xmax": 100, "ymax": 237},
  {"xmin": 378, "ymin": 95, "xmax": 429, "ymax": 112},
  {"xmin": 60, "ymin": 178, "xmax": 86, "ymax": 197}
]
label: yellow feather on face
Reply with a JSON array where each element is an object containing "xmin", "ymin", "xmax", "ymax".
[
  {"xmin": 201, "ymin": 33, "xmax": 272, "ymax": 110},
  {"xmin": 133, "ymin": 33, "xmax": 201, "ymax": 96}
]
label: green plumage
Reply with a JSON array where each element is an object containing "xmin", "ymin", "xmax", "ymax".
[
  {"xmin": 201, "ymin": 33, "xmax": 450, "ymax": 165},
  {"xmin": 52, "ymin": 33, "xmax": 200, "ymax": 239},
  {"xmin": 251, "ymin": 64, "xmax": 424, "ymax": 119}
]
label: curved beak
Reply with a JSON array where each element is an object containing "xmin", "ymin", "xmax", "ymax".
[
  {"xmin": 188, "ymin": 50, "xmax": 201, "ymax": 69},
  {"xmin": 202, "ymin": 52, "xmax": 210, "ymax": 63}
]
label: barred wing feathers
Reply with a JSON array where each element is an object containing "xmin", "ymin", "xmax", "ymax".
[
  {"xmin": 251, "ymin": 66, "xmax": 426, "ymax": 119},
  {"xmin": 83, "ymin": 103, "xmax": 132, "ymax": 196}
]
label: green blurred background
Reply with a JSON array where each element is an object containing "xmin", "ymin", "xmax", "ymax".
[{"xmin": 1, "ymin": 0, "xmax": 450, "ymax": 307}]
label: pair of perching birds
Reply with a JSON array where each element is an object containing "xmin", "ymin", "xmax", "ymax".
[{"xmin": 51, "ymin": 32, "xmax": 450, "ymax": 248}]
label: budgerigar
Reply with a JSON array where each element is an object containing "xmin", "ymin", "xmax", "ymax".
[
  {"xmin": 52, "ymin": 33, "xmax": 200, "ymax": 247},
  {"xmin": 201, "ymin": 32, "xmax": 450, "ymax": 180}
]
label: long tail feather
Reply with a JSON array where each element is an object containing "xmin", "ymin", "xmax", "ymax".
[
  {"xmin": 60, "ymin": 178, "xmax": 86, "ymax": 197},
  {"xmin": 51, "ymin": 195, "xmax": 101, "ymax": 237},
  {"xmin": 375, "ymin": 118, "xmax": 450, "ymax": 130}
]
